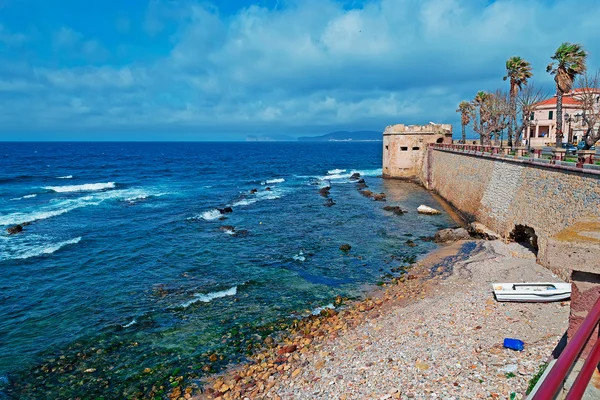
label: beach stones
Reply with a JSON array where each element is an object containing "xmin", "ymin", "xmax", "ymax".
[
  {"xmin": 467, "ymin": 222, "xmax": 500, "ymax": 240},
  {"xmin": 417, "ymin": 205, "xmax": 441, "ymax": 215},
  {"xmin": 7, "ymin": 224, "xmax": 23, "ymax": 235},
  {"xmin": 434, "ymin": 228, "xmax": 470, "ymax": 243}
]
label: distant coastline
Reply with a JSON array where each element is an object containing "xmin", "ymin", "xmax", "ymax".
[{"xmin": 246, "ymin": 130, "xmax": 382, "ymax": 142}]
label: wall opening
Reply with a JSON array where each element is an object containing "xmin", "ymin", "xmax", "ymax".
[
  {"xmin": 400, "ymin": 147, "xmax": 408, "ymax": 151},
  {"xmin": 385, "ymin": 145, "xmax": 389, "ymax": 150},
  {"xmin": 436, "ymin": 138, "xmax": 444, "ymax": 144},
  {"xmin": 509, "ymin": 225, "xmax": 539, "ymax": 255},
  {"xmin": 412, "ymin": 147, "xmax": 420, "ymax": 151}
]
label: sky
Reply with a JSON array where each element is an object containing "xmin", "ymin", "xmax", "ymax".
[{"xmin": 0, "ymin": 0, "xmax": 599, "ymax": 141}]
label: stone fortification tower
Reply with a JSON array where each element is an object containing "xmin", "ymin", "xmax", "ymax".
[{"xmin": 382, "ymin": 123, "xmax": 452, "ymax": 179}]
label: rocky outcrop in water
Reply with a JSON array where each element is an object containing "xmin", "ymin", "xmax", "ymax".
[
  {"xmin": 433, "ymin": 228, "xmax": 470, "ymax": 243},
  {"xmin": 265, "ymin": 187, "xmax": 271, "ymax": 191},
  {"xmin": 250, "ymin": 189, "xmax": 258, "ymax": 194},
  {"xmin": 324, "ymin": 198, "xmax": 336, "ymax": 207},
  {"xmin": 383, "ymin": 206, "xmax": 405, "ymax": 215},
  {"xmin": 339, "ymin": 244, "xmax": 352, "ymax": 252},
  {"xmin": 373, "ymin": 193, "xmax": 386, "ymax": 201},
  {"xmin": 417, "ymin": 205, "xmax": 441, "ymax": 215},
  {"xmin": 218, "ymin": 207, "xmax": 233, "ymax": 214},
  {"xmin": 7, "ymin": 225, "xmax": 23, "ymax": 235},
  {"xmin": 360, "ymin": 190, "xmax": 373, "ymax": 198},
  {"xmin": 319, "ymin": 187, "xmax": 331, "ymax": 197},
  {"xmin": 350, "ymin": 173, "xmax": 361, "ymax": 180}
]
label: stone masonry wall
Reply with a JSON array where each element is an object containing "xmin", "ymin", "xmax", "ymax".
[{"xmin": 426, "ymin": 149, "xmax": 600, "ymax": 276}]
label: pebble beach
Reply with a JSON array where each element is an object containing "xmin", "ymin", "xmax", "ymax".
[{"xmin": 195, "ymin": 239, "xmax": 569, "ymax": 400}]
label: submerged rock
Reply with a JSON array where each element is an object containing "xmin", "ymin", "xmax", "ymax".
[
  {"xmin": 250, "ymin": 189, "xmax": 258, "ymax": 194},
  {"xmin": 467, "ymin": 222, "xmax": 500, "ymax": 240},
  {"xmin": 434, "ymin": 227, "xmax": 470, "ymax": 243},
  {"xmin": 218, "ymin": 207, "xmax": 233, "ymax": 214},
  {"xmin": 357, "ymin": 182, "xmax": 368, "ymax": 190},
  {"xmin": 265, "ymin": 187, "xmax": 271, "ymax": 191},
  {"xmin": 350, "ymin": 172, "xmax": 361, "ymax": 180},
  {"xmin": 405, "ymin": 240, "xmax": 417, "ymax": 247},
  {"xmin": 373, "ymin": 193, "xmax": 386, "ymax": 201},
  {"xmin": 219, "ymin": 226, "xmax": 235, "ymax": 232},
  {"xmin": 339, "ymin": 244, "xmax": 352, "ymax": 252},
  {"xmin": 383, "ymin": 206, "xmax": 405, "ymax": 215},
  {"xmin": 233, "ymin": 229, "xmax": 249, "ymax": 237},
  {"xmin": 319, "ymin": 186, "xmax": 331, "ymax": 197},
  {"xmin": 360, "ymin": 190, "xmax": 373, "ymax": 198},
  {"xmin": 417, "ymin": 205, "xmax": 441, "ymax": 215},
  {"xmin": 324, "ymin": 198, "xmax": 336, "ymax": 207},
  {"xmin": 7, "ymin": 225, "xmax": 23, "ymax": 235}
]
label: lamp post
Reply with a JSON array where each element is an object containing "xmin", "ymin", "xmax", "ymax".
[{"xmin": 565, "ymin": 113, "xmax": 574, "ymax": 143}]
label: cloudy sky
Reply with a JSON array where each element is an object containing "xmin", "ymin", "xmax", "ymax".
[{"xmin": 0, "ymin": 0, "xmax": 598, "ymax": 141}]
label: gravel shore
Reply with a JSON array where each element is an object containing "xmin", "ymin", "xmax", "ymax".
[{"xmin": 198, "ymin": 240, "xmax": 568, "ymax": 400}]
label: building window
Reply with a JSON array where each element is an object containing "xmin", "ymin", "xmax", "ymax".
[
  {"xmin": 436, "ymin": 138, "xmax": 444, "ymax": 143},
  {"xmin": 412, "ymin": 147, "xmax": 420, "ymax": 151},
  {"xmin": 400, "ymin": 146, "xmax": 408, "ymax": 151},
  {"xmin": 530, "ymin": 112, "xmax": 534, "ymax": 121},
  {"xmin": 549, "ymin": 110, "xmax": 553, "ymax": 120},
  {"xmin": 385, "ymin": 145, "xmax": 389, "ymax": 150}
]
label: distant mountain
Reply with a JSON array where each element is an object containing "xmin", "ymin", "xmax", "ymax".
[
  {"xmin": 297, "ymin": 130, "xmax": 381, "ymax": 142},
  {"xmin": 246, "ymin": 134, "xmax": 296, "ymax": 142}
]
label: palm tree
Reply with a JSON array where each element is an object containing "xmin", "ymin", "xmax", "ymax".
[
  {"xmin": 456, "ymin": 101, "xmax": 473, "ymax": 144},
  {"xmin": 472, "ymin": 91, "xmax": 489, "ymax": 144},
  {"xmin": 503, "ymin": 56, "xmax": 533, "ymax": 148},
  {"xmin": 547, "ymin": 42, "xmax": 587, "ymax": 147}
]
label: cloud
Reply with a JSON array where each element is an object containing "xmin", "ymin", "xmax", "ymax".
[
  {"xmin": 0, "ymin": 23, "xmax": 27, "ymax": 46},
  {"xmin": 1, "ymin": 0, "xmax": 600, "ymax": 139}
]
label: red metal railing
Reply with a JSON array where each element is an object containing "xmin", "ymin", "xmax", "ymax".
[{"xmin": 532, "ymin": 296, "xmax": 600, "ymax": 400}]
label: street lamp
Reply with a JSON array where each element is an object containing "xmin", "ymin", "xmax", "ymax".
[{"xmin": 565, "ymin": 113, "xmax": 574, "ymax": 143}]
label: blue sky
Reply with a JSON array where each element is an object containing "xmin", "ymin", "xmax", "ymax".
[{"xmin": 0, "ymin": 0, "xmax": 598, "ymax": 141}]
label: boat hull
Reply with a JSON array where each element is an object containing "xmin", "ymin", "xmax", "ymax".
[{"xmin": 492, "ymin": 282, "xmax": 571, "ymax": 303}]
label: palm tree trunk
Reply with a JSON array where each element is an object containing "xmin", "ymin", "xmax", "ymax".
[
  {"xmin": 508, "ymin": 94, "xmax": 515, "ymax": 148},
  {"xmin": 461, "ymin": 123, "xmax": 466, "ymax": 144},
  {"xmin": 556, "ymin": 89, "xmax": 564, "ymax": 147}
]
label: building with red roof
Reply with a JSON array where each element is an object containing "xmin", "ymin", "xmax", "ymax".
[{"xmin": 524, "ymin": 88, "xmax": 600, "ymax": 147}]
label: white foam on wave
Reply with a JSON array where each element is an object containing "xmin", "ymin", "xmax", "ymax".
[
  {"xmin": 223, "ymin": 228, "xmax": 235, "ymax": 235},
  {"xmin": 293, "ymin": 250, "xmax": 306, "ymax": 262},
  {"xmin": 57, "ymin": 175, "xmax": 73, "ymax": 179},
  {"xmin": 10, "ymin": 194, "xmax": 37, "ymax": 201},
  {"xmin": 318, "ymin": 168, "xmax": 382, "ymax": 182},
  {"xmin": 192, "ymin": 209, "xmax": 222, "ymax": 221},
  {"xmin": 328, "ymin": 169, "xmax": 346, "ymax": 175},
  {"xmin": 180, "ymin": 286, "xmax": 237, "ymax": 308},
  {"xmin": 311, "ymin": 303, "xmax": 335, "ymax": 316},
  {"xmin": 1, "ymin": 236, "xmax": 81, "ymax": 261},
  {"xmin": 125, "ymin": 192, "xmax": 168, "ymax": 202},
  {"xmin": 0, "ymin": 188, "xmax": 164, "ymax": 226},
  {"xmin": 232, "ymin": 187, "xmax": 284, "ymax": 207},
  {"xmin": 261, "ymin": 178, "xmax": 285, "ymax": 185},
  {"xmin": 44, "ymin": 182, "xmax": 115, "ymax": 193},
  {"xmin": 123, "ymin": 319, "xmax": 137, "ymax": 328}
]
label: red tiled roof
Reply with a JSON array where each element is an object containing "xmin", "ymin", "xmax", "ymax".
[{"xmin": 533, "ymin": 96, "xmax": 582, "ymax": 107}]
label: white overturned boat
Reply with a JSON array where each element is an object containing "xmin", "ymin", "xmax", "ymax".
[{"xmin": 492, "ymin": 282, "xmax": 571, "ymax": 302}]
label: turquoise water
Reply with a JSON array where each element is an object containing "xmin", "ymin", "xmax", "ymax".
[{"xmin": 0, "ymin": 142, "xmax": 456, "ymax": 398}]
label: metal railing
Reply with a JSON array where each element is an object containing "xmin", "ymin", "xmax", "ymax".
[
  {"xmin": 430, "ymin": 143, "xmax": 599, "ymax": 171},
  {"xmin": 531, "ymin": 296, "xmax": 600, "ymax": 399}
]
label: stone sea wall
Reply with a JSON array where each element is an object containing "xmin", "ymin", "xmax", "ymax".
[{"xmin": 423, "ymin": 148, "xmax": 600, "ymax": 277}]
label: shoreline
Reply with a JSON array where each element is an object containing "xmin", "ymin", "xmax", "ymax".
[{"xmin": 192, "ymin": 239, "xmax": 568, "ymax": 400}]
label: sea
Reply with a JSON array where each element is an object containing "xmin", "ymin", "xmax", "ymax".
[{"xmin": 0, "ymin": 141, "xmax": 457, "ymax": 399}]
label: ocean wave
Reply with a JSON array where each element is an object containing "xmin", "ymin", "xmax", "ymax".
[
  {"xmin": 318, "ymin": 168, "xmax": 382, "ymax": 181},
  {"xmin": 56, "ymin": 175, "xmax": 73, "ymax": 179},
  {"xmin": 223, "ymin": 228, "xmax": 235, "ymax": 235},
  {"xmin": 260, "ymin": 178, "xmax": 285, "ymax": 185},
  {"xmin": 0, "ymin": 188, "xmax": 163, "ymax": 226},
  {"xmin": 1, "ymin": 237, "xmax": 81, "ymax": 261},
  {"xmin": 180, "ymin": 286, "xmax": 237, "ymax": 308},
  {"xmin": 195, "ymin": 209, "xmax": 223, "ymax": 221},
  {"xmin": 44, "ymin": 182, "xmax": 116, "ymax": 193},
  {"xmin": 124, "ymin": 192, "xmax": 168, "ymax": 202},
  {"xmin": 293, "ymin": 251, "xmax": 306, "ymax": 262},
  {"xmin": 232, "ymin": 187, "xmax": 284, "ymax": 207},
  {"xmin": 311, "ymin": 303, "xmax": 335, "ymax": 316},
  {"xmin": 328, "ymin": 169, "xmax": 346, "ymax": 175},
  {"xmin": 10, "ymin": 194, "xmax": 37, "ymax": 201},
  {"xmin": 123, "ymin": 319, "xmax": 137, "ymax": 328}
]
